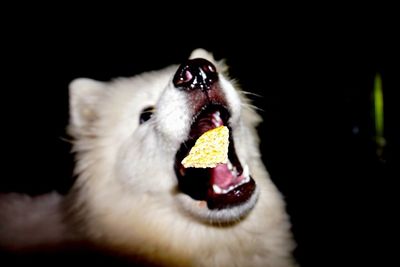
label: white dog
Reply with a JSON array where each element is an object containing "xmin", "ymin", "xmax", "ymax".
[{"xmin": 0, "ymin": 49, "xmax": 297, "ymax": 267}]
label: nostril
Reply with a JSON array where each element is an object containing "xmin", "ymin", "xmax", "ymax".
[
  {"xmin": 184, "ymin": 69, "xmax": 193, "ymax": 82},
  {"xmin": 203, "ymin": 62, "xmax": 216, "ymax": 74},
  {"xmin": 174, "ymin": 69, "xmax": 193, "ymax": 86},
  {"xmin": 173, "ymin": 58, "xmax": 218, "ymax": 91}
]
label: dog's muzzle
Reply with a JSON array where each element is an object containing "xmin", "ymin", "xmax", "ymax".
[{"xmin": 173, "ymin": 58, "xmax": 256, "ymax": 212}]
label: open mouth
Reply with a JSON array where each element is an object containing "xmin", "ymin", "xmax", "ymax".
[{"xmin": 175, "ymin": 104, "xmax": 256, "ymax": 210}]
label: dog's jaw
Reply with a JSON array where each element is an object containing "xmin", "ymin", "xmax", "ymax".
[{"xmin": 176, "ymin": 184, "xmax": 260, "ymax": 224}]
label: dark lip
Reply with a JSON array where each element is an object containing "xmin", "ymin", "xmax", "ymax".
[
  {"xmin": 207, "ymin": 178, "xmax": 256, "ymax": 210},
  {"xmin": 174, "ymin": 104, "xmax": 256, "ymax": 210}
]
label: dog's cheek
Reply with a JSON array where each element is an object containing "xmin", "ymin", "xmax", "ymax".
[
  {"xmin": 219, "ymin": 77, "xmax": 242, "ymax": 127},
  {"xmin": 155, "ymin": 88, "xmax": 192, "ymax": 145}
]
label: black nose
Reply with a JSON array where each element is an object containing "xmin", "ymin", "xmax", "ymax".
[{"xmin": 173, "ymin": 58, "xmax": 218, "ymax": 91}]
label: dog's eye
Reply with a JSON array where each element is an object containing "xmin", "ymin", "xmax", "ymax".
[{"xmin": 139, "ymin": 106, "xmax": 154, "ymax": 124}]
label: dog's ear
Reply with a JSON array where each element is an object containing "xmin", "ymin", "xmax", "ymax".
[{"xmin": 68, "ymin": 78, "xmax": 105, "ymax": 131}]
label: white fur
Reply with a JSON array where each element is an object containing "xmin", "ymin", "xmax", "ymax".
[
  {"xmin": 0, "ymin": 49, "xmax": 296, "ymax": 266},
  {"xmin": 65, "ymin": 49, "xmax": 297, "ymax": 266},
  {"xmin": 0, "ymin": 192, "xmax": 73, "ymax": 250}
]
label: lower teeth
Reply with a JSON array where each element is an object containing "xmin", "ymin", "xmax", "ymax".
[
  {"xmin": 227, "ymin": 160, "xmax": 233, "ymax": 171},
  {"xmin": 212, "ymin": 164, "xmax": 250, "ymax": 194}
]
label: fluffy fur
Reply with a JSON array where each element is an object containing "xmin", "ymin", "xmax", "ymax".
[{"xmin": 0, "ymin": 49, "xmax": 297, "ymax": 267}]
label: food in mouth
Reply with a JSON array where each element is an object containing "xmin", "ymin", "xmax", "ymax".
[
  {"xmin": 181, "ymin": 126, "xmax": 229, "ymax": 169},
  {"xmin": 175, "ymin": 105, "xmax": 256, "ymax": 210}
]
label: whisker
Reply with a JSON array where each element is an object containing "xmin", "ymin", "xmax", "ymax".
[
  {"xmin": 59, "ymin": 136, "xmax": 74, "ymax": 144},
  {"xmin": 240, "ymin": 91, "xmax": 263, "ymax": 98},
  {"xmin": 241, "ymin": 103, "xmax": 264, "ymax": 112}
]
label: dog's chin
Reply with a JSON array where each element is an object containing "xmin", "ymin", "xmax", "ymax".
[{"xmin": 174, "ymin": 104, "xmax": 259, "ymax": 224}]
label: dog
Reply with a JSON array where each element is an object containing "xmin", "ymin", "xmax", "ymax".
[{"xmin": 0, "ymin": 49, "xmax": 297, "ymax": 267}]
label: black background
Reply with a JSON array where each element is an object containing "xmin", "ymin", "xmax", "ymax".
[{"xmin": 2, "ymin": 8, "xmax": 399, "ymax": 267}]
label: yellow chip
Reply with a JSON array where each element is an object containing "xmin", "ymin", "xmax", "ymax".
[{"xmin": 181, "ymin": 126, "xmax": 229, "ymax": 168}]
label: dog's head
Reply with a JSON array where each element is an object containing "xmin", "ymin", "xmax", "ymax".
[{"xmin": 68, "ymin": 49, "xmax": 263, "ymax": 224}]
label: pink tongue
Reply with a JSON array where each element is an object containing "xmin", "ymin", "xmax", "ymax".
[{"xmin": 210, "ymin": 164, "xmax": 236, "ymax": 189}]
